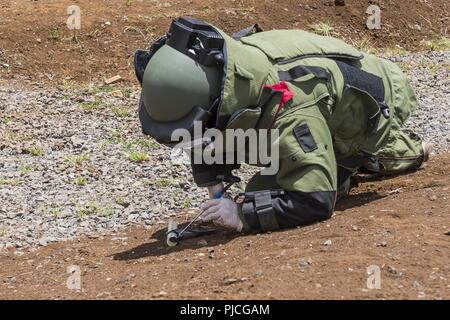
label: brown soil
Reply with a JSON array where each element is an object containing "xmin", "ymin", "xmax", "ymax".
[
  {"xmin": 0, "ymin": 153, "xmax": 449, "ymax": 300},
  {"xmin": 0, "ymin": 0, "xmax": 449, "ymax": 85}
]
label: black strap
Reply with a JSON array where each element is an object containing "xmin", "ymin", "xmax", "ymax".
[
  {"xmin": 278, "ymin": 65, "xmax": 330, "ymax": 82},
  {"xmin": 254, "ymin": 191, "xmax": 280, "ymax": 231},
  {"xmin": 134, "ymin": 36, "xmax": 167, "ymax": 85},
  {"xmin": 335, "ymin": 60, "xmax": 390, "ymax": 119},
  {"xmin": 232, "ymin": 24, "xmax": 263, "ymax": 41}
]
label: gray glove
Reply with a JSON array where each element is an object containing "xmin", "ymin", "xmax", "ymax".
[{"xmin": 199, "ymin": 197, "xmax": 243, "ymax": 232}]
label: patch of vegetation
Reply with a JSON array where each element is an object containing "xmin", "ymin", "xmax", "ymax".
[
  {"xmin": 111, "ymin": 106, "xmax": 131, "ymax": 118},
  {"xmin": 77, "ymin": 201, "xmax": 113, "ymax": 217},
  {"xmin": 115, "ymin": 196, "xmax": 130, "ymax": 207},
  {"xmin": 49, "ymin": 28, "xmax": 60, "ymax": 41},
  {"xmin": 122, "ymin": 138, "xmax": 159, "ymax": 151},
  {"xmin": 26, "ymin": 146, "xmax": 44, "ymax": 157},
  {"xmin": 0, "ymin": 226, "xmax": 13, "ymax": 237},
  {"xmin": 421, "ymin": 36, "xmax": 450, "ymax": 51},
  {"xmin": 0, "ymin": 178, "xmax": 22, "ymax": 186},
  {"xmin": 74, "ymin": 176, "xmax": 88, "ymax": 186},
  {"xmin": 429, "ymin": 63, "xmax": 440, "ymax": 75},
  {"xmin": 126, "ymin": 0, "xmax": 133, "ymax": 7},
  {"xmin": 80, "ymin": 99, "xmax": 109, "ymax": 111},
  {"xmin": 308, "ymin": 22, "xmax": 336, "ymax": 37},
  {"xmin": 64, "ymin": 153, "xmax": 90, "ymax": 166},
  {"xmin": 122, "ymin": 87, "xmax": 133, "ymax": 98},
  {"xmin": 381, "ymin": 46, "xmax": 408, "ymax": 56},
  {"xmin": 101, "ymin": 130, "xmax": 160, "ymax": 153},
  {"xmin": 352, "ymin": 37, "xmax": 375, "ymax": 54},
  {"xmin": 2, "ymin": 116, "xmax": 11, "ymax": 124},
  {"xmin": 18, "ymin": 163, "xmax": 33, "ymax": 174},
  {"xmin": 180, "ymin": 197, "xmax": 192, "ymax": 209},
  {"xmin": 61, "ymin": 79, "xmax": 78, "ymax": 90},
  {"xmin": 152, "ymin": 178, "xmax": 177, "ymax": 188},
  {"xmin": 128, "ymin": 151, "xmax": 149, "ymax": 162},
  {"xmin": 38, "ymin": 205, "xmax": 62, "ymax": 218}
]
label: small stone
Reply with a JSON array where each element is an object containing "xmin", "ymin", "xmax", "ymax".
[
  {"xmin": 429, "ymin": 195, "xmax": 437, "ymax": 201},
  {"xmin": 224, "ymin": 278, "xmax": 239, "ymax": 285},
  {"xmin": 125, "ymin": 273, "xmax": 136, "ymax": 281},
  {"xmin": 376, "ymin": 241, "xmax": 388, "ymax": 247},
  {"xmin": 70, "ymin": 136, "xmax": 84, "ymax": 148},
  {"xmin": 334, "ymin": 0, "xmax": 345, "ymax": 6},
  {"xmin": 387, "ymin": 265, "xmax": 398, "ymax": 274},
  {"xmin": 352, "ymin": 225, "xmax": 359, "ymax": 231},
  {"xmin": 299, "ymin": 258, "xmax": 312, "ymax": 267},
  {"xmin": 154, "ymin": 291, "xmax": 167, "ymax": 297},
  {"xmin": 323, "ymin": 239, "xmax": 332, "ymax": 246},
  {"xmin": 197, "ymin": 239, "xmax": 208, "ymax": 246}
]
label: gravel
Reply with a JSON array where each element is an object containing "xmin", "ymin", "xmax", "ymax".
[
  {"xmin": 0, "ymin": 50, "xmax": 449, "ymax": 249},
  {"xmin": 387, "ymin": 51, "xmax": 450, "ymax": 151}
]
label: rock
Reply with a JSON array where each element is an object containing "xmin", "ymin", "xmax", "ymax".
[
  {"xmin": 299, "ymin": 258, "xmax": 312, "ymax": 267},
  {"xmin": 153, "ymin": 291, "xmax": 167, "ymax": 297},
  {"xmin": 125, "ymin": 273, "xmax": 136, "ymax": 281},
  {"xmin": 387, "ymin": 265, "xmax": 398, "ymax": 274},
  {"xmin": 197, "ymin": 239, "xmax": 208, "ymax": 246},
  {"xmin": 429, "ymin": 195, "xmax": 438, "ymax": 201},
  {"xmin": 376, "ymin": 241, "xmax": 388, "ymax": 247},
  {"xmin": 323, "ymin": 239, "xmax": 332, "ymax": 246},
  {"xmin": 334, "ymin": 0, "xmax": 345, "ymax": 6},
  {"xmin": 223, "ymin": 277, "xmax": 239, "ymax": 285},
  {"xmin": 70, "ymin": 135, "xmax": 84, "ymax": 147},
  {"xmin": 207, "ymin": 248, "xmax": 215, "ymax": 259}
]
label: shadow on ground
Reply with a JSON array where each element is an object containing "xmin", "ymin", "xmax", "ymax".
[{"xmin": 113, "ymin": 222, "xmax": 240, "ymax": 260}]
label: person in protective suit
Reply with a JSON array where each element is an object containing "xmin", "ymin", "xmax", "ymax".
[{"xmin": 134, "ymin": 17, "xmax": 431, "ymax": 234}]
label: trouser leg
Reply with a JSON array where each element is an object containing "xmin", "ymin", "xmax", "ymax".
[{"xmin": 374, "ymin": 128, "xmax": 425, "ymax": 175}]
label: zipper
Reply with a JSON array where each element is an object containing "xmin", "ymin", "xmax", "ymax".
[{"xmin": 276, "ymin": 53, "xmax": 364, "ymax": 65}]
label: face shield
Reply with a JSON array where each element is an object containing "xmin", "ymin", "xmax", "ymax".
[{"xmin": 134, "ymin": 17, "xmax": 227, "ymax": 147}]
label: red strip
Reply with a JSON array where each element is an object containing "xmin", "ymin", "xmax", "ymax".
[{"xmin": 264, "ymin": 81, "xmax": 294, "ymax": 129}]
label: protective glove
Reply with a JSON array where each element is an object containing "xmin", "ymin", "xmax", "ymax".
[
  {"xmin": 207, "ymin": 183, "xmax": 224, "ymax": 199},
  {"xmin": 200, "ymin": 197, "xmax": 243, "ymax": 232}
]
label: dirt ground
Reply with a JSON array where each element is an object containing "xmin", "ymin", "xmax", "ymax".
[
  {"xmin": 0, "ymin": 154, "xmax": 448, "ymax": 300},
  {"xmin": 0, "ymin": 0, "xmax": 449, "ymax": 301},
  {"xmin": 0, "ymin": 0, "xmax": 449, "ymax": 85}
]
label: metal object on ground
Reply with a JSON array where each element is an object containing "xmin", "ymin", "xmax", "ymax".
[
  {"xmin": 166, "ymin": 175, "xmax": 241, "ymax": 247},
  {"xmin": 166, "ymin": 220, "xmax": 217, "ymax": 247}
]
